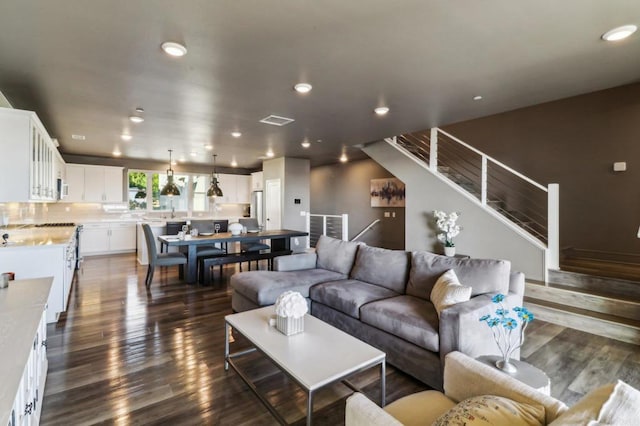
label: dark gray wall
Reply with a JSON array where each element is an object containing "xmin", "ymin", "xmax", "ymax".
[
  {"xmin": 310, "ymin": 158, "xmax": 405, "ymax": 249},
  {"xmin": 444, "ymin": 82, "xmax": 640, "ymax": 261}
]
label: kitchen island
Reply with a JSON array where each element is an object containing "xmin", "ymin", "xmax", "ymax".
[
  {"xmin": 0, "ymin": 225, "xmax": 77, "ymax": 323},
  {"xmin": 0, "ymin": 277, "xmax": 52, "ymax": 426}
]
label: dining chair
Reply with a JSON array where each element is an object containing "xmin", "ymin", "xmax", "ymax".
[
  {"xmin": 191, "ymin": 219, "xmax": 227, "ymax": 284},
  {"xmin": 142, "ymin": 223, "xmax": 187, "ymax": 288},
  {"xmin": 238, "ymin": 218, "xmax": 270, "ymax": 270}
]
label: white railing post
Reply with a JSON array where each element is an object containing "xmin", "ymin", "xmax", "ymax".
[
  {"xmin": 481, "ymin": 156, "xmax": 488, "ymax": 205},
  {"xmin": 429, "ymin": 128, "xmax": 438, "ymax": 171},
  {"xmin": 341, "ymin": 214, "xmax": 349, "ymax": 241},
  {"xmin": 305, "ymin": 211, "xmax": 311, "ymax": 249},
  {"xmin": 322, "ymin": 216, "xmax": 327, "ymax": 236},
  {"xmin": 547, "ymin": 184, "xmax": 560, "ymax": 271}
]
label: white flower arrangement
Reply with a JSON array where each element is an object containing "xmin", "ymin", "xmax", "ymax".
[
  {"xmin": 434, "ymin": 210, "xmax": 461, "ymax": 247},
  {"xmin": 274, "ymin": 291, "xmax": 308, "ymax": 319}
]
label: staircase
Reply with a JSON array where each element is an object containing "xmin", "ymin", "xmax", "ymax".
[
  {"xmin": 387, "ymin": 127, "xmax": 559, "ymax": 273},
  {"xmin": 524, "ymin": 270, "xmax": 640, "ymax": 345},
  {"xmin": 380, "ymin": 128, "xmax": 639, "ymax": 344}
]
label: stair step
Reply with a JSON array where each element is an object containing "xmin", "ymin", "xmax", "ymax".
[
  {"xmin": 548, "ymin": 269, "xmax": 640, "ymax": 299},
  {"xmin": 524, "ymin": 298, "xmax": 640, "ymax": 345},
  {"xmin": 525, "ymin": 282, "xmax": 640, "ymax": 321}
]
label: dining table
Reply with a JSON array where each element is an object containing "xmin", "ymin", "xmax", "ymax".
[{"xmin": 158, "ymin": 229, "xmax": 309, "ymax": 283}]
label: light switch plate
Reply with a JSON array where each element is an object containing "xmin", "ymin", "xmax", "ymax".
[{"xmin": 613, "ymin": 162, "xmax": 627, "ymax": 172}]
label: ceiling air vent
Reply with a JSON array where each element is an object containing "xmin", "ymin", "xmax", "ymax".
[{"xmin": 259, "ymin": 115, "xmax": 295, "ymax": 126}]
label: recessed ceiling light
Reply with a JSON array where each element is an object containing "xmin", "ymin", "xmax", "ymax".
[
  {"xmin": 161, "ymin": 41, "xmax": 188, "ymax": 57},
  {"xmin": 190, "ymin": 151, "xmax": 197, "ymax": 157},
  {"xmin": 171, "ymin": 160, "xmax": 177, "ymax": 166},
  {"xmin": 374, "ymin": 106, "xmax": 390, "ymax": 116},
  {"xmin": 266, "ymin": 149, "xmax": 275, "ymax": 158},
  {"xmin": 301, "ymin": 140, "xmax": 311, "ymax": 148},
  {"xmin": 135, "ymin": 107, "xmax": 144, "ymax": 113},
  {"xmin": 178, "ymin": 157, "xmax": 185, "ymax": 163},
  {"xmin": 129, "ymin": 115, "xmax": 144, "ymax": 123},
  {"xmin": 340, "ymin": 153, "xmax": 348, "ymax": 163},
  {"xmin": 112, "ymin": 150, "xmax": 121, "ymax": 157},
  {"xmin": 204, "ymin": 144, "xmax": 213, "ymax": 150},
  {"xmin": 231, "ymin": 159, "xmax": 238, "ymax": 167},
  {"xmin": 121, "ymin": 134, "xmax": 132, "ymax": 141},
  {"xmin": 602, "ymin": 25, "xmax": 637, "ymax": 41},
  {"xmin": 231, "ymin": 131, "xmax": 242, "ymax": 138},
  {"xmin": 294, "ymin": 83, "xmax": 313, "ymax": 94},
  {"xmin": 71, "ymin": 134, "xmax": 86, "ymax": 140},
  {"xmin": 473, "ymin": 95, "xmax": 483, "ymax": 101}
]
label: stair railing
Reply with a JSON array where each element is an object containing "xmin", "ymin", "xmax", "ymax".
[
  {"xmin": 351, "ymin": 219, "xmax": 381, "ymax": 242},
  {"xmin": 305, "ymin": 213, "xmax": 349, "ymax": 248},
  {"xmin": 389, "ymin": 127, "xmax": 559, "ymax": 269}
]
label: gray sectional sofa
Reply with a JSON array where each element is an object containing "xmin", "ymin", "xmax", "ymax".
[{"xmin": 230, "ymin": 235, "xmax": 524, "ymax": 390}]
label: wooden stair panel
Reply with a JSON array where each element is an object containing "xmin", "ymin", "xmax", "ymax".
[
  {"xmin": 548, "ymin": 269, "xmax": 640, "ymax": 299},
  {"xmin": 525, "ymin": 299, "xmax": 640, "ymax": 345},
  {"xmin": 525, "ymin": 282, "xmax": 640, "ymax": 321}
]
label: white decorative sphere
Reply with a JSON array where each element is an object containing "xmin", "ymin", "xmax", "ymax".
[{"xmin": 228, "ymin": 222, "xmax": 243, "ymax": 235}]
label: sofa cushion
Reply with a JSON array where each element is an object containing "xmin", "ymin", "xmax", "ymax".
[
  {"xmin": 549, "ymin": 380, "xmax": 640, "ymax": 425},
  {"xmin": 309, "ymin": 279, "xmax": 398, "ymax": 319},
  {"xmin": 384, "ymin": 390, "xmax": 456, "ymax": 426},
  {"xmin": 315, "ymin": 235, "xmax": 361, "ymax": 275},
  {"xmin": 407, "ymin": 251, "xmax": 511, "ymax": 299},
  {"xmin": 434, "ymin": 395, "xmax": 545, "ymax": 426},
  {"xmin": 430, "ymin": 269, "xmax": 472, "ymax": 317},
  {"xmin": 350, "ymin": 245, "xmax": 410, "ymax": 294},
  {"xmin": 360, "ymin": 295, "xmax": 440, "ymax": 352},
  {"xmin": 230, "ymin": 268, "xmax": 345, "ymax": 306}
]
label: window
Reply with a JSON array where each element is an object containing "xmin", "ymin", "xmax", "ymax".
[
  {"xmin": 128, "ymin": 170, "xmax": 212, "ymax": 213},
  {"xmin": 128, "ymin": 171, "xmax": 148, "ymax": 210}
]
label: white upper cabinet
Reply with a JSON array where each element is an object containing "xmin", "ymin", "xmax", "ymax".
[
  {"xmin": 0, "ymin": 107, "xmax": 63, "ymax": 202},
  {"xmin": 251, "ymin": 171, "xmax": 264, "ymax": 191},
  {"xmin": 65, "ymin": 164, "xmax": 124, "ymax": 202},
  {"xmin": 215, "ymin": 174, "xmax": 251, "ymax": 204}
]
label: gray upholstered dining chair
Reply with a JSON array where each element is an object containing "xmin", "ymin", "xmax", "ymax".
[
  {"xmin": 238, "ymin": 218, "xmax": 270, "ymax": 270},
  {"xmin": 142, "ymin": 223, "xmax": 187, "ymax": 287}
]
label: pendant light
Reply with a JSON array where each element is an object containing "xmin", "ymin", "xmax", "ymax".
[
  {"xmin": 160, "ymin": 149, "xmax": 181, "ymax": 196},
  {"xmin": 207, "ymin": 154, "xmax": 224, "ymax": 198}
]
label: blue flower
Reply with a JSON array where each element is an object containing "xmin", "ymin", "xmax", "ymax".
[
  {"xmin": 492, "ymin": 294, "xmax": 505, "ymax": 303},
  {"xmin": 513, "ymin": 306, "xmax": 523, "ymax": 312},
  {"xmin": 479, "ymin": 314, "xmax": 490, "ymax": 322},
  {"xmin": 487, "ymin": 318, "xmax": 500, "ymax": 327},
  {"xmin": 495, "ymin": 308, "xmax": 509, "ymax": 317},
  {"xmin": 519, "ymin": 311, "xmax": 534, "ymax": 323},
  {"xmin": 502, "ymin": 317, "xmax": 518, "ymax": 330}
]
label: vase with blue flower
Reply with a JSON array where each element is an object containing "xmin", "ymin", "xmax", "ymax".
[{"xmin": 479, "ymin": 293, "xmax": 534, "ymax": 373}]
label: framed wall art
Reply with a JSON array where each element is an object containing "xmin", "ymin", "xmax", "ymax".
[{"xmin": 370, "ymin": 178, "xmax": 405, "ymax": 207}]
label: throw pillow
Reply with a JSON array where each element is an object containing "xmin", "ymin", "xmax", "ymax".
[
  {"xmin": 430, "ymin": 269, "xmax": 472, "ymax": 317},
  {"xmin": 433, "ymin": 395, "xmax": 545, "ymax": 426},
  {"xmin": 549, "ymin": 380, "xmax": 640, "ymax": 425}
]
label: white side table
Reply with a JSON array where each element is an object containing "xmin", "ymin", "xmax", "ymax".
[{"xmin": 476, "ymin": 355, "xmax": 551, "ymax": 395}]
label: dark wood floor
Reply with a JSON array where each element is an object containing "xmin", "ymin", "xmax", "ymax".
[{"xmin": 41, "ymin": 254, "xmax": 640, "ymax": 425}]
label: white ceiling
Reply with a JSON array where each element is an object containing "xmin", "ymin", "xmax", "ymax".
[{"xmin": 0, "ymin": 1, "xmax": 639, "ymax": 169}]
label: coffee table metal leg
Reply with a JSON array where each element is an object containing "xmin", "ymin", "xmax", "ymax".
[
  {"xmin": 380, "ymin": 360, "xmax": 386, "ymax": 407},
  {"xmin": 306, "ymin": 390, "xmax": 314, "ymax": 426},
  {"xmin": 224, "ymin": 321, "xmax": 230, "ymax": 371}
]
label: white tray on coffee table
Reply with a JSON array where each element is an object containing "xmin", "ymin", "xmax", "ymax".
[{"xmin": 225, "ymin": 306, "xmax": 386, "ymax": 426}]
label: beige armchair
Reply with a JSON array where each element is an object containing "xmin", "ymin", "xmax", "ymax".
[{"xmin": 346, "ymin": 351, "xmax": 640, "ymax": 425}]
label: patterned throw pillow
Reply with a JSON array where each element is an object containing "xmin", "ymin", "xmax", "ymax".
[
  {"xmin": 433, "ymin": 395, "xmax": 545, "ymax": 426},
  {"xmin": 430, "ymin": 269, "xmax": 472, "ymax": 317}
]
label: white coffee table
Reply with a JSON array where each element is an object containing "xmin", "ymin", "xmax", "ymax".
[{"xmin": 225, "ymin": 306, "xmax": 386, "ymax": 425}]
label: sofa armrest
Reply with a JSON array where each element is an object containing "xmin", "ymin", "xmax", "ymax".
[
  {"xmin": 443, "ymin": 352, "xmax": 568, "ymax": 423},
  {"xmin": 509, "ymin": 271, "xmax": 525, "ymax": 299},
  {"xmin": 345, "ymin": 393, "xmax": 402, "ymax": 426},
  {"xmin": 273, "ymin": 252, "xmax": 318, "ymax": 271}
]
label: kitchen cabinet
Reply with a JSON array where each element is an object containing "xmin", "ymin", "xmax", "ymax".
[
  {"xmin": 80, "ymin": 222, "xmax": 136, "ymax": 256},
  {"xmin": 216, "ymin": 174, "xmax": 251, "ymax": 204},
  {"xmin": 251, "ymin": 171, "xmax": 264, "ymax": 191},
  {"xmin": 65, "ymin": 164, "xmax": 124, "ymax": 203},
  {"xmin": 0, "ymin": 107, "xmax": 63, "ymax": 202},
  {"xmin": 0, "ymin": 278, "xmax": 51, "ymax": 426}
]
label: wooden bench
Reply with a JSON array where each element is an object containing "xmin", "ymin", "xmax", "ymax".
[{"xmin": 198, "ymin": 250, "xmax": 292, "ymax": 284}]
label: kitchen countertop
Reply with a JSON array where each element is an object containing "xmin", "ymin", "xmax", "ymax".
[
  {"xmin": 0, "ymin": 226, "xmax": 76, "ymax": 248},
  {"xmin": 0, "ymin": 277, "xmax": 52, "ymax": 425}
]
